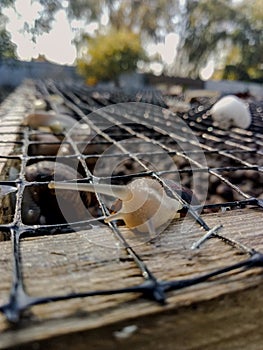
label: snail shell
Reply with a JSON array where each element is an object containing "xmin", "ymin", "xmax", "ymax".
[
  {"xmin": 29, "ymin": 133, "xmax": 70, "ymax": 156},
  {"xmin": 24, "ymin": 112, "xmax": 92, "ymax": 142},
  {"xmin": 33, "ymin": 98, "xmax": 47, "ymax": 110},
  {"xmin": 24, "ymin": 112, "xmax": 77, "ymax": 133},
  {"xmin": 210, "ymin": 95, "xmax": 251, "ymax": 129},
  {"xmin": 23, "ymin": 161, "xmax": 92, "ymax": 225},
  {"xmin": 48, "ymin": 94, "xmax": 64, "ymax": 105},
  {"xmin": 49, "ymin": 177, "xmax": 197, "ymax": 235}
]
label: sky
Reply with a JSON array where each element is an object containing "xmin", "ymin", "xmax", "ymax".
[
  {"xmin": 3, "ymin": 0, "xmax": 213, "ymax": 79},
  {"xmin": 3, "ymin": 0, "xmax": 180, "ymax": 66},
  {"xmin": 4, "ymin": 0, "xmax": 77, "ymax": 65}
]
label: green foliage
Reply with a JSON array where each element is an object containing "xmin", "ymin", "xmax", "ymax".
[
  {"xmin": 222, "ymin": 0, "xmax": 263, "ymax": 82},
  {"xmin": 175, "ymin": 0, "xmax": 263, "ymax": 81},
  {"xmin": 65, "ymin": 0, "xmax": 179, "ymax": 41},
  {"xmin": 175, "ymin": 0, "xmax": 240, "ymax": 77},
  {"xmin": 77, "ymin": 29, "xmax": 145, "ymax": 84},
  {"xmin": 17, "ymin": 0, "xmax": 179, "ymax": 43},
  {"xmin": 222, "ymin": 65, "xmax": 250, "ymax": 81},
  {"xmin": 0, "ymin": 0, "xmax": 17, "ymax": 59},
  {"xmin": 0, "ymin": 29, "xmax": 17, "ymax": 59},
  {"xmin": 0, "ymin": 0, "xmax": 14, "ymax": 9}
]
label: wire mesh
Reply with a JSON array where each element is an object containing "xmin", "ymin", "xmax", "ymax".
[{"xmin": 0, "ymin": 80, "xmax": 263, "ymax": 323}]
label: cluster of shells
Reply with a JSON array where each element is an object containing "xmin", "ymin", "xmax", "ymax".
[{"xmin": 20, "ymin": 95, "xmax": 101, "ymax": 225}]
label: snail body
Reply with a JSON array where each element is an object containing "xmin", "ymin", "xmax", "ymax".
[
  {"xmin": 49, "ymin": 177, "xmax": 189, "ymax": 235},
  {"xmin": 211, "ymin": 95, "xmax": 251, "ymax": 129}
]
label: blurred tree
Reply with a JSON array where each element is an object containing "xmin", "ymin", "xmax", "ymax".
[
  {"xmin": 173, "ymin": 0, "xmax": 240, "ymax": 78},
  {"xmin": 0, "ymin": 29, "xmax": 17, "ymax": 59},
  {"xmin": 0, "ymin": 0, "xmax": 261, "ymax": 81},
  {"xmin": 77, "ymin": 29, "xmax": 145, "ymax": 85},
  {"xmin": 24, "ymin": 0, "xmax": 63, "ymax": 40},
  {"xmin": 0, "ymin": 0, "xmax": 14, "ymax": 10},
  {"xmin": 1, "ymin": 0, "xmax": 177, "ymax": 78},
  {"xmin": 44, "ymin": 0, "xmax": 179, "ymax": 41},
  {"xmin": 222, "ymin": 0, "xmax": 263, "ymax": 82},
  {"xmin": 0, "ymin": 0, "xmax": 17, "ymax": 59},
  {"xmin": 172, "ymin": 0, "xmax": 263, "ymax": 81}
]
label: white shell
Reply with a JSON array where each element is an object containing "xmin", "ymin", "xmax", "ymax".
[
  {"xmin": 49, "ymin": 94, "xmax": 64, "ymax": 105},
  {"xmin": 210, "ymin": 95, "xmax": 251, "ymax": 129},
  {"xmin": 33, "ymin": 98, "xmax": 47, "ymax": 110},
  {"xmin": 113, "ymin": 325, "xmax": 138, "ymax": 339}
]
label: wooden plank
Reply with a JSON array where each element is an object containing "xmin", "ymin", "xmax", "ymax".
[
  {"xmin": 0, "ymin": 208, "xmax": 263, "ymax": 349},
  {"xmin": 0, "ymin": 83, "xmax": 36, "ymax": 235},
  {"xmin": 0, "ymin": 83, "xmax": 36, "ymax": 180}
]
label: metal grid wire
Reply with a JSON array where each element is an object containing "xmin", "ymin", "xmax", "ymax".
[{"xmin": 0, "ymin": 80, "xmax": 263, "ymax": 323}]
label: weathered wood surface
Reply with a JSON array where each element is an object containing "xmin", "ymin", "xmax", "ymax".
[
  {"xmin": 0, "ymin": 83, "xmax": 35, "ymax": 234},
  {"xmin": 0, "ymin": 209, "xmax": 263, "ymax": 349},
  {"xmin": 0, "ymin": 88, "xmax": 24, "ymax": 177}
]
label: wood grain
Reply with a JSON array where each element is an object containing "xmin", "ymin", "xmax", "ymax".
[
  {"xmin": 0, "ymin": 84, "xmax": 36, "ymax": 233},
  {"xmin": 0, "ymin": 209, "xmax": 263, "ymax": 349}
]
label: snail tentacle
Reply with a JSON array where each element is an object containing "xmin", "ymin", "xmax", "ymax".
[
  {"xmin": 49, "ymin": 177, "xmax": 186, "ymax": 234},
  {"xmin": 49, "ymin": 181, "xmax": 132, "ymax": 201}
]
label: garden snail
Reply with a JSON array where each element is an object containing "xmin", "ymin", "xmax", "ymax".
[
  {"xmin": 24, "ymin": 111, "xmax": 92, "ymax": 141},
  {"xmin": 23, "ymin": 161, "xmax": 93, "ymax": 225},
  {"xmin": 210, "ymin": 95, "xmax": 251, "ymax": 129},
  {"xmin": 24, "ymin": 112, "xmax": 78, "ymax": 133},
  {"xmin": 49, "ymin": 177, "xmax": 198, "ymax": 235}
]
